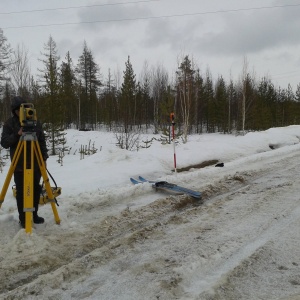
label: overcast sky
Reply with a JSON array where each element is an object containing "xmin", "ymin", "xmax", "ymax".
[{"xmin": 1, "ymin": 0, "xmax": 300, "ymax": 90}]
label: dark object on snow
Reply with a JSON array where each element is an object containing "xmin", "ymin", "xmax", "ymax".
[{"xmin": 215, "ymin": 163, "xmax": 224, "ymax": 167}]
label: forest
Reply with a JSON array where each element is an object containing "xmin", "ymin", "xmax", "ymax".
[{"xmin": 1, "ymin": 28, "xmax": 300, "ymax": 146}]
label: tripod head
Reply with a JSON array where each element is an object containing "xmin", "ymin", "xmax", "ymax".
[{"xmin": 19, "ymin": 103, "xmax": 37, "ymax": 132}]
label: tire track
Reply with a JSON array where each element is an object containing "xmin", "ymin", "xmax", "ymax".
[{"xmin": 1, "ymin": 147, "xmax": 300, "ymax": 299}]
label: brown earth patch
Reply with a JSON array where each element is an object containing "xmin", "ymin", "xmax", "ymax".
[{"xmin": 176, "ymin": 159, "xmax": 219, "ymax": 172}]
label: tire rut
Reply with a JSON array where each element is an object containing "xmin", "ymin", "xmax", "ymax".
[{"xmin": 2, "ymin": 148, "xmax": 300, "ymax": 299}]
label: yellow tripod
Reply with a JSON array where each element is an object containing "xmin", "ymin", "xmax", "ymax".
[{"xmin": 0, "ymin": 131, "xmax": 60, "ymax": 233}]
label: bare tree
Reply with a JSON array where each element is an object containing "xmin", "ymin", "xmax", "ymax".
[
  {"xmin": 113, "ymin": 66, "xmax": 122, "ymax": 91},
  {"xmin": 9, "ymin": 44, "xmax": 31, "ymax": 96},
  {"xmin": 0, "ymin": 29, "xmax": 12, "ymax": 95},
  {"xmin": 239, "ymin": 56, "xmax": 256, "ymax": 134},
  {"xmin": 150, "ymin": 64, "xmax": 169, "ymax": 133},
  {"xmin": 139, "ymin": 60, "xmax": 152, "ymax": 129}
]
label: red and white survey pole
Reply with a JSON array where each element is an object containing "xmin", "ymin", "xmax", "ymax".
[{"xmin": 170, "ymin": 112, "xmax": 177, "ymax": 174}]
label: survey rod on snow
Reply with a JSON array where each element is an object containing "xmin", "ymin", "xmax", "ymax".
[{"xmin": 0, "ymin": 103, "xmax": 61, "ymax": 234}]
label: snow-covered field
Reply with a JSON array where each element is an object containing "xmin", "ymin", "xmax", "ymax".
[{"xmin": 1, "ymin": 126, "xmax": 300, "ymax": 299}]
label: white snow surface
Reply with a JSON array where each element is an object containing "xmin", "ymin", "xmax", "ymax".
[{"xmin": 1, "ymin": 126, "xmax": 300, "ymax": 299}]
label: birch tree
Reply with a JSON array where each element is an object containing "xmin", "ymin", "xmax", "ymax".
[
  {"xmin": 9, "ymin": 44, "xmax": 31, "ymax": 97},
  {"xmin": 176, "ymin": 55, "xmax": 195, "ymax": 143},
  {"xmin": 0, "ymin": 29, "xmax": 12, "ymax": 95},
  {"xmin": 150, "ymin": 64, "xmax": 169, "ymax": 133}
]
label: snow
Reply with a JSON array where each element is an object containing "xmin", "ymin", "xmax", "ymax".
[{"xmin": 1, "ymin": 126, "xmax": 300, "ymax": 299}]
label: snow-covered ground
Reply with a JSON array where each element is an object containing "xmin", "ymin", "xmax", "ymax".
[{"xmin": 1, "ymin": 126, "xmax": 300, "ymax": 299}]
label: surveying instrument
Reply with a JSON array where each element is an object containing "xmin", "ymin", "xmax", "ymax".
[{"xmin": 0, "ymin": 103, "xmax": 61, "ymax": 233}]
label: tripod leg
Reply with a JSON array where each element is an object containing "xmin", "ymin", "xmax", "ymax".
[
  {"xmin": 0, "ymin": 141, "xmax": 22, "ymax": 208},
  {"xmin": 34, "ymin": 141, "xmax": 61, "ymax": 225},
  {"xmin": 24, "ymin": 140, "xmax": 34, "ymax": 233}
]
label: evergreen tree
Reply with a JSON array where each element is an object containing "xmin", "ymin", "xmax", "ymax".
[
  {"xmin": 296, "ymin": 84, "xmax": 300, "ymax": 102},
  {"xmin": 120, "ymin": 56, "xmax": 137, "ymax": 132},
  {"xmin": 285, "ymin": 84, "xmax": 295, "ymax": 125},
  {"xmin": 159, "ymin": 85, "xmax": 175, "ymax": 136},
  {"xmin": 76, "ymin": 41, "xmax": 101, "ymax": 129},
  {"xmin": 101, "ymin": 69, "xmax": 118, "ymax": 130},
  {"xmin": 29, "ymin": 76, "xmax": 42, "ymax": 115},
  {"xmin": 227, "ymin": 79, "xmax": 238, "ymax": 133},
  {"xmin": 294, "ymin": 83, "xmax": 300, "ymax": 124},
  {"xmin": 140, "ymin": 64, "xmax": 153, "ymax": 129},
  {"xmin": 194, "ymin": 69, "xmax": 204, "ymax": 133},
  {"xmin": 214, "ymin": 76, "xmax": 227, "ymax": 133},
  {"xmin": 203, "ymin": 71, "xmax": 214, "ymax": 132},
  {"xmin": 1, "ymin": 81, "xmax": 14, "ymax": 121},
  {"xmin": 257, "ymin": 77, "xmax": 277, "ymax": 129},
  {"xmin": 60, "ymin": 51, "xmax": 77, "ymax": 128},
  {"xmin": 142, "ymin": 76, "xmax": 152, "ymax": 129},
  {"xmin": 39, "ymin": 35, "xmax": 62, "ymax": 155},
  {"xmin": 276, "ymin": 87, "xmax": 287, "ymax": 126}
]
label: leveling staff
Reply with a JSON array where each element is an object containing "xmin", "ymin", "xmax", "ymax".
[{"xmin": 0, "ymin": 96, "xmax": 48, "ymax": 228}]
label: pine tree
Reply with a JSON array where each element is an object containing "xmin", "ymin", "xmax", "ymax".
[
  {"xmin": 29, "ymin": 76, "xmax": 41, "ymax": 107},
  {"xmin": 203, "ymin": 71, "xmax": 214, "ymax": 132},
  {"xmin": 215, "ymin": 76, "xmax": 227, "ymax": 133},
  {"xmin": 1, "ymin": 81, "xmax": 14, "ymax": 121},
  {"xmin": 101, "ymin": 69, "xmax": 118, "ymax": 130},
  {"xmin": 60, "ymin": 51, "xmax": 77, "ymax": 128},
  {"xmin": 194, "ymin": 69, "xmax": 204, "ymax": 133},
  {"xmin": 139, "ymin": 62, "xmax": 153, "ymax": 129},
  {"xmin": 141, "ymin": 72, "xmax": 152, "ymax": 129},
  {"xmin": 257, "ymin": 77, "xmax": 276, "ymax": 129},
  {"xmin": 39, "ymin": 35, "xmax": 62, "ymax": 155},
  {"xmin": 294, "ymin": 84, "xmax": 300, "ymax": 124},
  {"xmin": 76, "ymin": 41, "xmax": 101, "ymax": 129},
  {"xmin": 120, "ymin": 56, "xmax": 137, "ymax": 132},
  {"xmin": 296, "ymin": 84, "xmax": 300, "ymax": 102},
  {"xmin": 227, "ymin": 79, "xmax": 238, "ymax": 133}
]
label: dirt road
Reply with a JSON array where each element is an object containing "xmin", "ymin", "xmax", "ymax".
[{"xmin": 1, "ymin": 146, "xmax": 300, "ymax": 299}]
